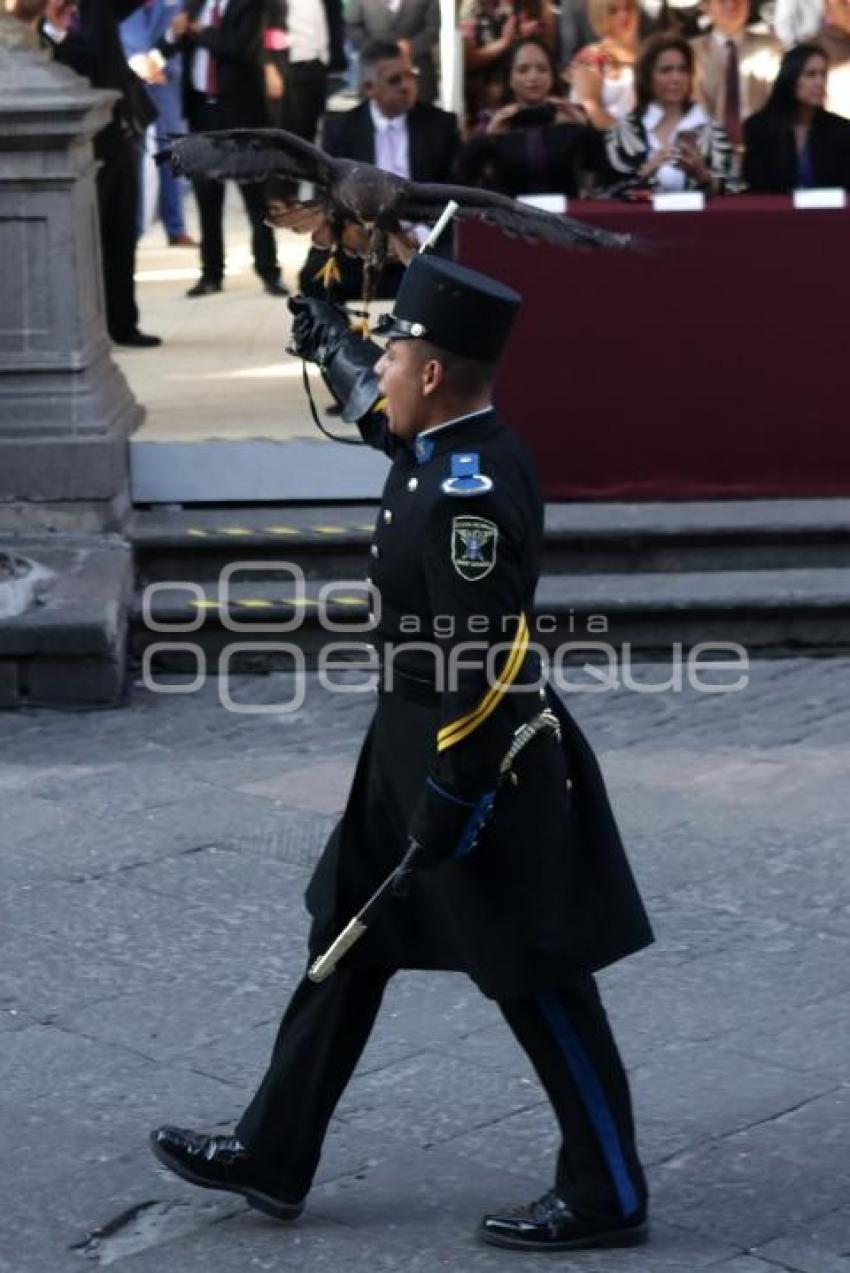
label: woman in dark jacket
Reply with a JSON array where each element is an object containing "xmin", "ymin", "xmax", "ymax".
[
  {"xmin": 744, "ymin": 43, "xmax": 850, "ymax": 193},
  {"xmin": 455, "ymin": 34, "xmax": 601, "ymax": 197}
]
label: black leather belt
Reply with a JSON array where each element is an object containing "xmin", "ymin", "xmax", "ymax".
[{"xmin": 378, "ymin": 666, "xmax": 441, "ymax": 707}]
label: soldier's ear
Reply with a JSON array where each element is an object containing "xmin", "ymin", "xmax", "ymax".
[{"xmin": 420, "ymin": 357, "xmax": 446, "ymax": 397}]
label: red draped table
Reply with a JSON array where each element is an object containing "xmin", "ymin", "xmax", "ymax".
[{"xmin": 457, "ymin": 197, "xmax": 850, "ymax": 500}]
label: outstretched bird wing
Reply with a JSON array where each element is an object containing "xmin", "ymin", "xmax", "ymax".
[
  {"xmin": 397, "ymin": 181, "xmax": 631, "ymax": 251},
  {"xmin": 165, "ymin": 128, "xmax": 339, "ymax": 186}
]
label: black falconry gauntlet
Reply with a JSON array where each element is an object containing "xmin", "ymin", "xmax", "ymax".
[{"xmin": 288, "ymin": 296, "xmax": 383, "ymax": 424}]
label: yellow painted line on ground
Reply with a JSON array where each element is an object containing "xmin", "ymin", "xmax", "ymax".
[
  {"xmin": 186, "ymin": 529, "xmax": 208, "ymax": 538},
  {"xmin": 190, "ymin": 599, "xmax": 221, "ymax": 609},
  {"xmin": 218, "ymin": 528, "xmax": 255, "ymax": 537},
  {"xmin": 237, "ymin": 599, "xmax": 275, "ymax": 609},
  {"xmin": 312, "ymin": 525, "xmax": 349, "ymax": 534},
  {"xmin": 357, "ymin": 523, "xmax": 377, "ymax": 532},
  {"xmin": 264, "ymin": 526, "xmax": 299, "ymax": 535},
  {"xmin": 329, "ymin": 596, "xmax": 368, "ymax": 606}
]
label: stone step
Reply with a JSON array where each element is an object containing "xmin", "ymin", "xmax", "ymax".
[
  {"xmin": 130, "ymin": 566, "xmax": 850, "ymax": 672},
  {"xmin": 129, "ymin": 498, "xmax": 850, "ymax": 582},
  {"xmin": 0, "ymin": 537, "xmax": 132, "ymax": 708}
]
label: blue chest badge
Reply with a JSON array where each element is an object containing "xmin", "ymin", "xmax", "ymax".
[{"xmin": 441, "ymin": 453, "xmax": 493, "ymax": 497}]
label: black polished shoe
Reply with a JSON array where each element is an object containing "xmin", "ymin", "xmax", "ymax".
[
  {"xmin": 479, "ymin": 1189, "xmax": 648, "ymax": 1252},
  {"xmin": 262, "ymin": 277, "xmax": 289, "ymax": 297},
  {"xmin": 149, "ymin": 1125, "xmax": 304, "ymax": 1221},
  {"xmin": 186, "ymin": 277, "xmax": 223, "ymax": 297},
  {"xmin": 112, "ymin": 330, "xmax": 162, "ymax": 348}
]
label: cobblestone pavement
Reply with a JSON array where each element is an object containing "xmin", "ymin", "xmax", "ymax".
[{"xmin": 1, "ymin": 658, "xmax": 849, "ymax": 1272}]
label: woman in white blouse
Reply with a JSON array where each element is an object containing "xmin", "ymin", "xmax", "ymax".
[
  {"xmin": 568, "ymin": 0, "xmax": 638, "ymax": 130},
  {"xmin": 602, "ymin": 33, "xmax": 739, "ymax": 195}
]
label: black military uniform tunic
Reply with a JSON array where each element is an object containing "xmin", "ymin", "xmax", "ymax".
[
  {"xmin": 236, "ymin": 257, "xmax": 651, "ymax": 1225},
  {"xmin": 304, "ymin": 401, "xmax": 653, "ymax": 1000}
]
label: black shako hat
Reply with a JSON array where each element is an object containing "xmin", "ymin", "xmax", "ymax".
[{"xmin": 373, "ymin": 254, "xmax": 522, "ymax": 363}]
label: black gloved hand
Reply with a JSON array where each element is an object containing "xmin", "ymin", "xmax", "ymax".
[
  {"xmin": 287, "ymin": 295, "xmax": 351, "ymax": 366},
  {"xmin": 288, "ymin": 295, "xmax": 384, "ymax": 424},
  {"xmin": 407, "ymin": 780, "xmax": 497, "ymax": 869}
]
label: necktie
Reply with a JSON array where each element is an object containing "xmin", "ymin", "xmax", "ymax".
[
  {"xmin": 723, "ymin": 38, "xmax": 741, "ymax": 147},
  {"xmin": 205, "ymin": 0, "xmax": 222, "ymax": 96}
]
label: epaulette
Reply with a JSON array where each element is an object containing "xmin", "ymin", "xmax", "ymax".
[{"xmin": 441, "ymin": 452, "xmax": 493, "ymax": 497}]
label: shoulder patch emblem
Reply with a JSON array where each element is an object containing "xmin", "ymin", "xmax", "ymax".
[{"xmin": 451, "ymin": 515, "xmax": 498, "ymax": 581}]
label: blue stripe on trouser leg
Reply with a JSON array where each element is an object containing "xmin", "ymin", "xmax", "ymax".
[{"xmin": 536, "ymin": 989, "xmax": 640, "ymax": 1219}]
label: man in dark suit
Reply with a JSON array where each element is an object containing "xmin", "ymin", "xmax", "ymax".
[
  {"xmin": 300, "ymin": 38, "xmax": 460, "ymax": 300},
  {"xmin": 175, "ymin": 0, "xmax": 286, "ymax": 297},
  {"xmin": 35, "ymin": 0, "xmax": 161, "ymax": 346}
]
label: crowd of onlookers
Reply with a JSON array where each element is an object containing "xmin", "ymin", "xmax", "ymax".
[
  {"xmin": 6, "ymin": 0, "xmax": 850, "ymax": 345},
  {"xmin": 458, "ymin": 0, "xmax": 850, "ymax": 198}
]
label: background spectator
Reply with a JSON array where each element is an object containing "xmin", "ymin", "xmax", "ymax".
[
  {"xmin": 773, "ymin": 0, "xmax": 824, "ymax": 44},
  {"xmin": 346, "ymin": 0, "xmax": 440, "ymax": 104},
  {"xmin": 262, "ymin": 0, "xmax": 289, "ymax": 127},
  {"xmin": 568, "ymin": 0, "xmax": 639, "ymax": 128},
  {"xmin": 690, "ymin": 0, "xmax": 782, "ymax": 146},
  {"xmin": 28, "ymin": 0, "xmax": 161, "ymax": 346},
  {"xmin": 513, "ymin": 0, "xmax": 558, "ymax": 47},
  {"xmin": 261, "ymin": 0, "xmax": 345, "ymax": 141},
  {"xmin": 460, "ymin": 0, "xmax": 518, "ymax": 124},
  {"xmin": 602, "ymin": 33, "xmax": 740, "ymax": 192},
  {"xmin": 819, "ymin": 0, "xmax": 850, "ymax": 116},
  {"xmin": 743, "ymin": 41, "xmax": 850, "ymax": 187},
  {"xmin": 298, "ymin": 38, "xmax": 459, "ymax": 299},
  {"xmin": 478, "ymin": 33, "xmax": 588, "ymax": 130},
  {"xmin": 172, "ymin": 0, "xmax": 285, "ymax": 298},
  {"xmin": 120, "ymin": 0, "xmax": 195, "ymax": 246},
  {"xmin": 457, "ymin": 34, "xmax": 599, "ymax": 195}
]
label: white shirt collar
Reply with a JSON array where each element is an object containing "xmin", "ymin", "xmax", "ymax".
[
  {"xmin": 369, "ymin": 100, "xmax": 407, "ymax": 131},
  {"xmin": 642, "ymin": 100, "xmax": 709, "ymax": 135},
  {"xmin": 711, "ymin": 28, "xmax": 744, "ymax": 47},
  {"xmin": 418, "ymin": 406, "xmax": 494, "ymax": 438}
]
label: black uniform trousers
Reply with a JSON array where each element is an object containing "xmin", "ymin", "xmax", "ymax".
[
  {"xmin": 189, "ymin": 99, "xmax": 280, "ymax": 285},
  {"xmin": 97, "ymin": 134, "xmax": 141, "ymax": 341},
  {"xmin": 235, "ymin": 962, "xmax": 647, "ymax": 1220}
]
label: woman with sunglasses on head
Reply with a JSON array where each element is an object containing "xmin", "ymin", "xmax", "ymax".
[{"xmin": 743, "ymin": 43, "xmax": 850, "ymax": 192}]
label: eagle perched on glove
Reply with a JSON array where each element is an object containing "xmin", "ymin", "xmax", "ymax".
[{"xmin": 165, "ymin": 128, "xmax": 631, "ymax": 307}]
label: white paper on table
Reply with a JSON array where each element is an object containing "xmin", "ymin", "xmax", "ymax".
[
  {"xmin": 652, "ymin": 191, "xmax": 706, "ymax": 213},
  {"xmin": 518, "ymin": 193, "xmax": 568, "ymax": 214},
  {"xmin": 792, "ymin": 188, "xmax": 846, "ymax": 210}
]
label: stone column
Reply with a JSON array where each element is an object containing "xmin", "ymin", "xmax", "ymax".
[
  {"xmin": 0, "ymin": 12, "xmax": 141, "ymax": 533},
  {"xmin": 0, "ymin": 14, "xmax": 136, "ymax": 707}
]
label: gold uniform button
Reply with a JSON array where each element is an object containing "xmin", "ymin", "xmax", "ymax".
[
  {"xmin": 407, "ymin": 477, "xmax": 419, "ymax": 492},
  {"xmin": 383, "ymin": 509, "xmax": 393, "ymax": 524},
  {"xmin": 370, "ymin": 544, "xmax": 380, "ymax": 558}
]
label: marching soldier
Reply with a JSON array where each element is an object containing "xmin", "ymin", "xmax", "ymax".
[{"xmin": 151, "ymin": 255, "xmax": 654, "ymax": 1253}]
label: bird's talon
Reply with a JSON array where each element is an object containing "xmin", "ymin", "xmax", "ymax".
[{"xmin": 314, "ymin": 253, "xmax": 343, "ymax": 289}]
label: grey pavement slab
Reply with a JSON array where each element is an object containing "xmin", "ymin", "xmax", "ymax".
[
  {"xmin": 649, "ymin": 1087, "xmax": 850, "ymax": 1248},
  {"xmin": 754, "ymin": 1205, "xmax": 850, "ymax": 1273},
  {"xmin": 732, "ymin": 988, "xmax": 850, "ymax": 1083},
  {"xmin": 706, "ymin": 1260, "xmax": 788, "ymax": 1272},
  {"xmin": 335, "ymin": 1049, "xmax": 546, "ymax": 1148},
  {"xmin": 2, "ymin": 660, "xmax": 850, "ymax": 1271},
  {"xmin": 54, "ymin": 976, "xmax": 292, "ymax": 1073}
]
